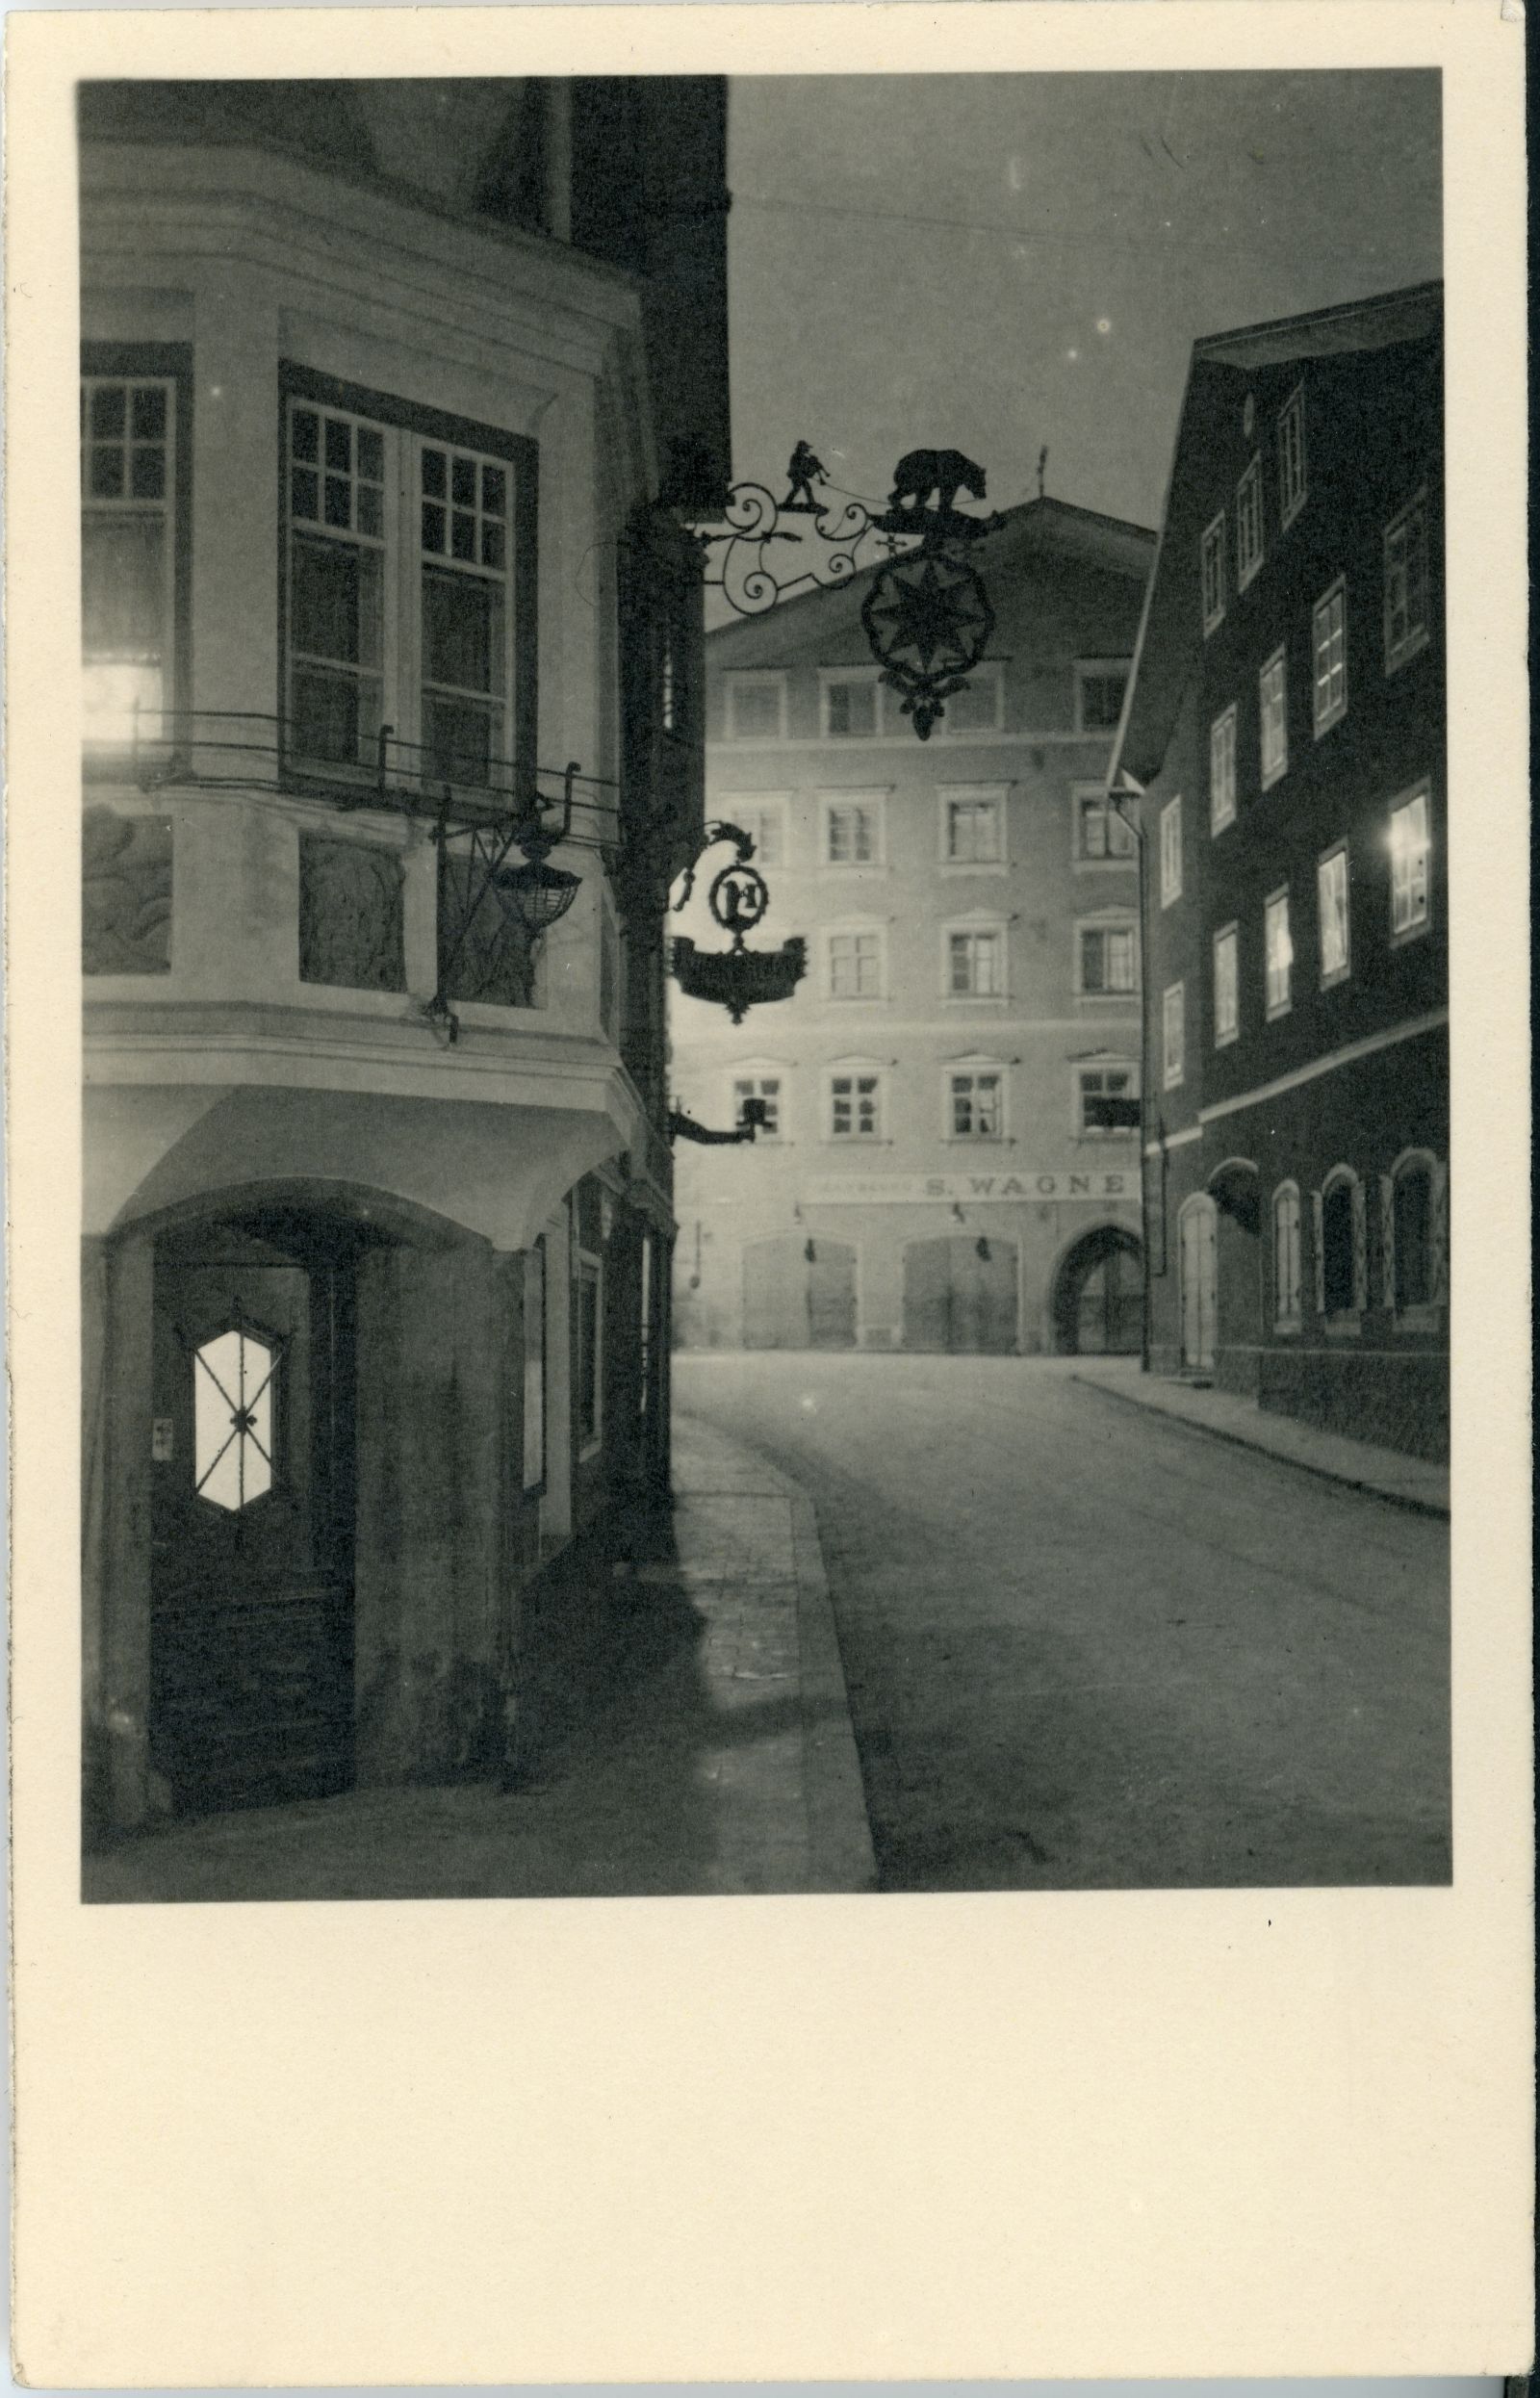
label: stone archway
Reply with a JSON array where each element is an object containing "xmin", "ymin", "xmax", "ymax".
[{"xmin": 1051, "ymin": 1224, "xmax": 1142, "ymax": 1355}]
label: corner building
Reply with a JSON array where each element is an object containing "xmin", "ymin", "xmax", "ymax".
[
  {"xmin": 670, "ymin": 499, "xmax": 1154, "ymax": 1356},
  {"xmin": 1114, "ymin": 285, "xmax": 1447, "ymax": 1458},
  {"xmin": 80, "ymin": 80, "xmax": 729, "ymax": 1833}
]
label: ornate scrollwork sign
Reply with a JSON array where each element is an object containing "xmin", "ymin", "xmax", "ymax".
[
  {"xmin": 693, "ymin": 442, "xmax": 1001, "ymax": 740},
  {"xmin": 668, "ymin": 818, "xmax": 807, "ymax": 1025}
]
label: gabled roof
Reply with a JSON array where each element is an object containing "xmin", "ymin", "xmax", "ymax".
[
  {"xmin": 1111, "ymin": 282, "xmax": 1443, "ymax": 788},
  {"xmin": 706, "ymin": 494, "xmax": 1155, "ymax": 671}
]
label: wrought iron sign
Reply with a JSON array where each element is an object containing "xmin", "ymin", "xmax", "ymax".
[
  {"xmin": 668, "ymin": 819, "xmax": 807, "ymax": 1026},
  {"xmin": 694, "ymin": 442, "xmax": 1001, "ymax": 740},
  {"xmin": 667, "ymin": 1096, "xmax": 772, "ymax": 1147}
]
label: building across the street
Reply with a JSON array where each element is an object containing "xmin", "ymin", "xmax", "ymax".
[
  {"xmin": 80, "ymin": 77, "xmax": 729, "ymax": 1836},
  {"xmin": 1111, "ymin": 282, "xmax": 1447, "ymax": 1458},
  {"xmin": 669, "ymin": 496, "xmax": 1155, "ymax": 1356}
]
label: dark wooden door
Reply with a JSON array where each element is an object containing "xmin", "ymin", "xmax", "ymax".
[
  {"xmin": 807, "ymin": 1241, "xmax": 857, "ymax": 1350},
  {"xmin": 742, "ymin": 1238, "xmax": 808, "ymax": 1349},
  {"xmin": 149, "ymin": 1222, "xmax": 356, "ymax": 1814},
  {"xmin": 903, "ymin": 1236, "xmax": 1018, "ymax": 1352}
]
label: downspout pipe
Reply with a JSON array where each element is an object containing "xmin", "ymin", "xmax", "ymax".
[{"xmin": 1110, "ymin": 769, "xmax": 1151, "ymax": 1376}]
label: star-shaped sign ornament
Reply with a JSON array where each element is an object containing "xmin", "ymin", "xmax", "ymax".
[{"xmin": 860, "ymin": 550, "xmax": 996, "ymax": 739}]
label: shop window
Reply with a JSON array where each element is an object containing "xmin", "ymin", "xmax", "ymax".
[{"xmin": 192, "ymin": 1328, "xmax": 277, "ymax": 1512}]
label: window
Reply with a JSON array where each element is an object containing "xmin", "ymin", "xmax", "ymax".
[
  {"xmin": 1200, "ymin": 513, "xmax": 1226, "ymax": 634},
  {"xmin": 1213, "ymin": 922, "xmax": 1239, "ymax": 1047},
  {"xmin": 732, "ymin": 1072, "xmax": 783, "ymax": 1139},
  {"xmin": 726, "ymin": 799, "xmax": 786, "ymax": 869},
  {"xmin": 935, "ymin": 662, "xmax": 1003, "ymax": 736},
  {"xmin": 723, "ymin": 674, "xmax": 786, "ymax": 741},
  {"xmin": 1236, "ymin": 455, "xmax": 1264, "ymax": 589},
  {"xmin": 828, "ymin": 1070, "xmax": 883, "ymax": 1139},
  {"xmin": 1074, "ymin": 660, "xmax": 1130, "ymax": 733},
  {"xmin": 825, "ymin": 927, "xmax": 884, "ymax": 999},
  {"xmin": 522, "ymin": 1239, "xmax": 547, "ymax": 1491},
  {"xmin": 1163, "ymin": 982, "xmax": 1185, "ymax": 1090},
  {"xmin": 1271, "ymin": 1185, "xmax": 1302, "ymax": 1329},
  {"xmin": 1159, "ymin": 795, "xmax": 1183, "ymax": 907},
  {"xmin": 1076, "ymin": 1061, "xmax": 1140, "ymax": 1138},
  {"xmin": 1384, "ymin": 491, "xmax": 1431, "ymax": 672},
  {"xmin": 948, "ymin": 1068, "xmax": 1004, "ymax": 1140},
  {"xmin": 947, "ymin": 926, "xmax": 1005, "ymax": 997},
  {"xmin": 1390, "ymin": 786, "xmax": 1431, "ymax": 939},
  {"xmin": 284, "ymin": 382, "xmax": 525, "ymax": 784},
  {"xmin": 823, "ymin": 795, "xmax": 884, "ymax": 865},
  {"xmin": 1259, "ymin": 646, "xmax": 1288, "ymax": 787},
  {"xmin": 1074, "ymin": 786, "xmax": 1137, "ymax": 862},
  {"xmin": 192, "ymin": 1327, "xmax": 277, "ymax": 1512},
  {"xmin": 1277, "ymin": 384, "xmax": 1307, "ymax": 529},
  {"xmin": 576, "ymin": 1251, "xmax": 603, "ymax": 1456},
  {"xmin": 1319, "ymin": 1172, "xmax": 1364, "ymax": 1319},
  {"xmin": 1209, "ymin": 705, "xmax": 1238, "ymax": 833},
  {"xmin": 942, "ymin": 789, "xmax": 1005, "ymax": 863},
  {"xmin": 1391, "ymin": 1156, "xmax": 1439, "ymax": 1313},
  {"xmin": 1078, "ymin": 919, "xmax": 1137, "ymax": 995},
  {"xmin": 1264, "ymin": 886, "xmax": 1293, "ymax": 1019},
  {"xmin": 1311, "ymin": 577, "xmax": 1348, "ymax": 735},
  {"xmin": 81, "ymin": 369, "xmax": 179, "ymax": 742},
  {"xmin": 1318, "ymin": 843, "xmax": 1350, "ymax": 987},
  {"xmin": 822, "ymin": 672, "xmax": 881, "ymax": 738}
]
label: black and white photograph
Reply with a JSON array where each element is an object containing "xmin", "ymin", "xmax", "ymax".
[{"xmin": 73, "ymin": 64, "xmax": 1454, "ymax": 1902}]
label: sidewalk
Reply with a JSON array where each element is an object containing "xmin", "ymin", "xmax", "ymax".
[
  {"xmin": 84, "ymin": 1416, "xmax": 876, "ymax": 1904},
  {"xmin": 1070, "ymin": 1355, "xmax": 1450, "ymax": 1518}
]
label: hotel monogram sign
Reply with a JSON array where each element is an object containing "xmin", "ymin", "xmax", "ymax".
[{"xmin": 801, "ymin": 1171, "xmax": 1137, "ymax": 1205}]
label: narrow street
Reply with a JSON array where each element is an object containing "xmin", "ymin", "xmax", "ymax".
[{"xmin": 674, "ymin": 1354, "xmax": 1450, "ymax": 1891}]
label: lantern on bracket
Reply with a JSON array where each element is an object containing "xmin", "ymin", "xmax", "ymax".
[
  {"xmin": 668, "ymin": 818, "xmax": 807, "ymax": 1025},
  {"xmin": 424, "ymin": 761, "xmax": 583, "ymax": 1044}
]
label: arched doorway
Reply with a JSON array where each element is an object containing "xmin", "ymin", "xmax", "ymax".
[
  {"xmin": 742, "ymin": 1235, "xmax": 857, "ymax": 1350},
  {"xmin": 1178, "ymin": 1194, "xmax": 1218, "ymax": 1372},
  {"xmin": 1208, "ymin": 1157, "xmax": 1262, "ymax": 1363},
  {"xmin": 1051, "ymin": 1225, "xmax": 1142, "ymax": 1355}
]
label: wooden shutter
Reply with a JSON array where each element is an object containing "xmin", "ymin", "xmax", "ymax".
[
  {"xmin": 1378, "ymin": 1173, "xmax": 1398, "ymax": 1311},
  {"xmin": 1350, "ymin": 1177, "xmax": 1368, "ymax": 1312},
  {"xmin": 1311, "ymin": 1190, "xmax": 1325, "ymax": 1317}
]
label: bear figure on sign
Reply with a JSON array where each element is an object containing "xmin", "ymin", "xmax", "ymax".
[{"xmin": 887, "ymin": 448, "xmax": 988, "ymax": 518}]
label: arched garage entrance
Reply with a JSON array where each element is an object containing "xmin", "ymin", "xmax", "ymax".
[
  {"xmin": 742, "ymin": 1235, "xmax": 857, "ymax": 1350},
  {"xmin": 902, "ymin": 1235, "xmax": 1019, "ymax": 1353},
  {"xmin": 1051, "ymin": 1225, "xmax": 1142, "ymax": 1355}
]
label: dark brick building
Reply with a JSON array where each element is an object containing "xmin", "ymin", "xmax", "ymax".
[{"xmin": 1112, "ymin": 284, "xmax": 1447, "ymax": 1459}]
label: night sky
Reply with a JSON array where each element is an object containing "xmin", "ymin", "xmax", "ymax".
[{"xmin": 727, "ymin": 71, "xmax": 1441, "ymax": 531}]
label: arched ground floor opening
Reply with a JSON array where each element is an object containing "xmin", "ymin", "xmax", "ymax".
[{"xmin": 1051, "ymin": 1224, "xmax": 1142, "ymax": 1355}]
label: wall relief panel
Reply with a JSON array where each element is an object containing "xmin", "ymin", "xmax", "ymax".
[{"xmin": 83, "ymin": 808, "xmax": 173, "ymax": 975}]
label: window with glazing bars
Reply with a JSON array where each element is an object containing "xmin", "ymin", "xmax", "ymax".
[{"xmin": 81, "ymin": 374, "xmax": 177, "ymax": 741}]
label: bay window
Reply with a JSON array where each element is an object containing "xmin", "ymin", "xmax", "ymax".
[{"xmin": 81, "ymin": 350, "xmax": 188, "ymax": 745}]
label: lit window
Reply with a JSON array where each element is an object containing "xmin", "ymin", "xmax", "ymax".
[
  {"xmin": 1200, "ymin": 514, "xmax": 1226, "ymax": 634},
  {"xmin": 944, "ymin": 792, "xmax": 1004, "ymax": 863},
  {"xmin": 1209, "ymin": 705, "xmax": 1238, "ymax": 832},
  {"xmin": 824, "ymin": 675, "xmax": 879, "ymax": 737},
  {"xmin": 825, "ymin": 799, "xmax": 882, "ymax": 864},
  {"xmin": 1159, "ymin": 796, "xmax": 1183, "ymax": 907},
  {"xmin": 829, "ymin": 1071, "xmax": 882, "ymax": 1139},
  {"xmin": 1079, "ymin": 921, "xmax": 1137, "ymax": 995},
  {"xmin": 935, "ymin": 664, "xmax": 1003, "ymax": 735},
  {"xmin": 1390, "ymin": 787, "xmax": 1431, "ymax": 938},
  {"xmin": 1075, "ymin": 788, "xmax": 1137, "ymax": 862},
  {"xmin": 285, "ymin": 392, "xmax": 519, "ymax": 784},
  {"xmin": 1277, "ymin": 385, "xmax": 1307, "ymax": 529},
  {"xmin": 1237, "ymin": 455, "xmax": 1264, "ymax": 589},
  {"xmin": 1213, "ymin": 922, "xmax": 1240, "ymax": 1046},
  {"xmin": 1259, "ymin": 646, "xmax": 1288, "ymax": 787},
  {"xmin": 1271, "ymin": 1185, "xmax": 1302, "ymax": 1328},
  {"xmin": 1312, "ymin": 578, "xmax": 1348, "ymax": 735},
  {"xmin": 1163, "ymin": 983, "xmax": 1185, "ymax": 1089},
  {"xmin": 81, "ymin": 373, "xmax": 177, "ymax": 742},
  {"xmin": 523, "ymin": 1239, "xmax": 546, "ymax": 1491},
  {"xmin": 826, "ymin": 929, "xmax": 883, "ymax": 998},
  {"xmin": 732, "ymin": 1073, "xmax": 783, "ymax": 1138},
  {"xmin": 949, "ymin": 1070, "xmax": 1003, "ymax": 1140},
  {"xmin": 192, "ymin": 1328, "xmax": 276, "ymax": 1512},
  {"xmin": 1318, "ymin": 844, "xmax": 1350, "ymax": 986},
  {"xmin": 724, "ymin": 676, "xmax": 785, "ymax": 741},
  {"xmin": 948, "ymin": 927, "xmax": 1005, "ymax": 997},
  {"xmin": 1074, "ymin": 661, "xmax": 1129, "ymax": 733},
  {"xmin": 576, "ymin": 1251, "xmax": 603, "ymax": 1455},
  {"xmin": 1076, "ymin": 1062, "xmax": 1140, "ymax": 1137},
  {"xmin": 1384, "ymin": 494, "xmax": 1431, "ymax": 672},
  {"xmin": 1264, "ymin": 887, "xmax": 1293, "ymax": 1019}
]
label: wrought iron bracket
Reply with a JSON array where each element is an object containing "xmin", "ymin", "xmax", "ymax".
[
  {"xmin": 424, "ymin": 759, "xmax": 582, "ymax": 1044},
  {"xmin": 667, "ymin": 1097, "xmax": 770, "ymax": 1146}
]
